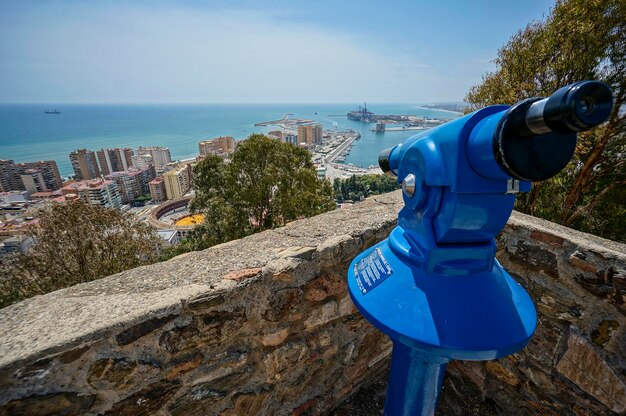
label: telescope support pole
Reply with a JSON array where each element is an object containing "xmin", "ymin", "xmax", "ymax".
[{"xmin": 385, "ymin": 342, "xmax": 448, "ymax": 416}]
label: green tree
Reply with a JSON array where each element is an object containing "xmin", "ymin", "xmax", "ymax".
[
  {"xmin": 189, "ymin": 134, "xmax": 336, "ymax": 250},
  {"xmin": 465, "ymin": 0, "xmax": 625, "ymax": 241},
  {"xmin": 188, "ymin": 154, "xmax": 247, "ymax": 249},
  {"xmin": 0, "ymin": 201, "xmax": 158, "ymax": 308},
  {"xmin": 334, "ymin": 174, "xmax": 400, "ymax": 203},
  {"xmin": 0, "ymin": 254, "xmax": 32, "ymax": 309}
]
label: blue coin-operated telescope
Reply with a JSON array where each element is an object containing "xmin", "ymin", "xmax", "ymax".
[{"xmin": 348, "ymin": 81, "xmax": 613, "ymax": 416}]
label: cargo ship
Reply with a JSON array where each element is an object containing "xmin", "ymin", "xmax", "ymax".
[
  {"xmin": 347, "ymin": 103, "xmax": 375, "ymax": 123},
  {"xmin": 44, "ymin": 110, "xmax": 60, "ymax": 114}
]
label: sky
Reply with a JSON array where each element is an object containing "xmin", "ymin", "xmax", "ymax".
[{"xmin": 0, "ymin": 0, "xmax": 555, "ymax": 104}]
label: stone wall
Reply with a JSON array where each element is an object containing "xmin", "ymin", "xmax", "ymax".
[
  {"xmin": 438, "ymin": 210, "xmax": 626, "ymax": 416},
  {"xmin": 0, "ymin": 192, "xmax": 400, "ymax": 416},
  {"xmin": 0, "ymin": 190, "xmax": 625, "ymax": 416}
]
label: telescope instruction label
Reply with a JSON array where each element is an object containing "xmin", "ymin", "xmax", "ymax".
[{"xmin": 354, "ymin": 247, "xmax": 393, "ymax": 295}]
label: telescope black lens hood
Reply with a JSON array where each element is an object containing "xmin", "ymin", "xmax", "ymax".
[{"xmin": 493, "ymin": 99, "xmax": 577, "ymax": 182}]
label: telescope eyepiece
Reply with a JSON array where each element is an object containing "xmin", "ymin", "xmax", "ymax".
[
  {"xmin": 532, "ymin": 81, "xmax": 613, "ymax": 134},
  {"xmin": 491, "ymin": 80, "xmax": 614, "ymax": 182}
]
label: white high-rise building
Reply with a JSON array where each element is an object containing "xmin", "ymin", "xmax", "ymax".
[{"xmin": 131, "ymin": 153, "xmax": 152, "ymax": 169}]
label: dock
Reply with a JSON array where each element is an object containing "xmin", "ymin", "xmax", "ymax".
[
  {"xmin": 372, "ymin": 125, "xmax": 431, "ymax": 132},
  {"xmin": 255, "ymin": 114, "xmax": 293, "ymax": 126},
  {"xmin": 255, "ymin": 114, "xmax": 315, "ymax": 127},
  {"xmin": 326, "ymin": 134, "xmax": 359, "ymax": 164}
]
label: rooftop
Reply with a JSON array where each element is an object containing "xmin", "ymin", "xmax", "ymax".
[
  {"xmin": 61, "ymin": 179, "xmax": 115, "ymax": 192},
  {"xmin": 156, "ymin": 229, "xmax": 177, "ymax": 240},
  {"xmin": 163, "ymin": 165, "xmax": 189, "ymax": 175},
  {"xmin": 105, "ymin": 166, "xmax": 153, "ymax": 178},
  {"xmin": 30, "ymin": 191, "xmax": 64, "ymax": 200}
]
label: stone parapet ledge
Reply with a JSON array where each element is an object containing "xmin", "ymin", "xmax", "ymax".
[
  {"xmin": 0, "ymin": 191, "xmax": 402, "ymax": 415},
  {"xmin": 0, "ymin": 190, "xmax": 625, "ymax": 416}
]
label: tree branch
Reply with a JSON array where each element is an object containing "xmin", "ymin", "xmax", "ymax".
[{"xmin": 563, "ymin": 180, "xmax": 626, "ymax": 225}]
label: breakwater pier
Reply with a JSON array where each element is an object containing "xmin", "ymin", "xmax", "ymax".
[{"xmin": 254, "ymin": 114, "xmax": 313, "ymax": 127}]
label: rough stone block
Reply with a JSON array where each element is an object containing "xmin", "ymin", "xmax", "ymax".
[
  {"xmin": 555, "ymin": 333, "xmax": 626, "ymax": 413},
  {"xmin": 88, "ymin": 358, "xmax": 139, "ymax": 389},
  {"xmin": 261, "ymin": 328, "xmax": 290, "ymax": 347},
  {"xmin": 187, "ymin": 291, "xmax": 226, "ymax": 311},
  {"xmin": 159, "ymin": 321, "xmax": 201, "ymax": 354},
  {"xmin": 14, "ymin": 358, "xmax": 54, "ymax": 381},
  {"xmin": 303, "ymin": 301, "xmax": 339, "ymax": 332},
  {"xmin": 116, "ymin": 314, "xmax": 177, "ymax": 346},
  {"xmin": 220, "ymin": 392, "xmax": 269, "ymax": 415},
  {"xmin": 1, "ymin": 392, "xmax": 95, "ymax": 416},
  {"xmin": 507, "ymin": 240, "xmax": 559, "ymax": 278},
  {"xmin": 569, "ymin": 251, "xmax": 597, "ymax": 273},
  {"xmin": 188, "ymin": 351, "xmax": 249, "ymax": 388},
  {"xmin": 484, "ymin": 361, "xmax": 519, "ymax": 386},
  {"xmin": 222, "ymin": 267, "xmax": 262, "ymax": 282},
  {"xmin": 304, "ymin": 272, "xmax": 347, "ymax": 302},
  {"xmin": 166, "ymin": 352, "xmax": 203, "ymax": 380},
  {"xmin": 264, "ymin": 288, "xmax": 302, "ymax": 322},
  {"xmin": 168, "ymin": 373, "xmax": 247, "ymax": 416},
  {"xmin": 103, "ymin": 380, "xmax": 180, "ymax": 416},
  {"xmin": 58, "ymin": 345, "xmax": 91, "ymax": 364},
  {"xmin": 338, "ymin": 295, "xmax": 356, "ymax": 317},
  {"xmin": 530, "ymin": 229, "xmax": 565, "ymax": 248},
  {"xmin": 278, "ymin": 246, "xmax": 316, "ymax": 260},
  {"xmin": 590, "ymin": 319, "xmax": 619, "ymax": 347},
  {"xmin": 263, "ymin": 342, "xmax": 310, "ymax": 383}
]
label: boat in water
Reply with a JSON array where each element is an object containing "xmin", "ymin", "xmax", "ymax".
[{"xmin": 44, "ymin": 110, "xmax": 60, "ymax": 114}]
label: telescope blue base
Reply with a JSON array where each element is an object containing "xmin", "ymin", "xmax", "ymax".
[
  {"xmin": 385, "ymin": 342, "xmax": 447, "ymax": 416},
  {"xmin": 348, "ymin": 229, "xmax": 536, "ymax": 415}
]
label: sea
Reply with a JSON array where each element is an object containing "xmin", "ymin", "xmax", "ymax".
[{"xmin": 0, "ymin": 104, "xmax": 460, "ymax": 178}]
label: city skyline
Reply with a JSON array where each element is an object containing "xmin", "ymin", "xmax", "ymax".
[{"xmin": 1, "ymin": 0, "xmax": 553, "ymax": 104}]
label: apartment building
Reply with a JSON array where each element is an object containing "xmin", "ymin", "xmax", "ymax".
[
  {"xmin": 284, "ymin": 134, "xmax": 298, "ymax": 145},
  {"xmin": 69, "ymin": 149, "xmax": 100, "ymax": 180},
  {"xmin": 297, "ymin": 124, "xmax": 323, "ymax": 146},
  {"xmin": 19, "ymin": 169, "xmax": 48, "ymax": 193},
  {"xmin": 105, "ymin": 166, "xmax": 156, "ymax": 204},
  {"xmin": 198, "ymin": 136, "xmax": 235, "ymax": 157},
  {"xmin": 96, "ymin": 148, "xmax": 133, "ymax": 176},
  {"xmin": 16, "ymin": 160, "xmax": 62, "ymax": 190},
  {"xmin": 131, "ymin": 153, "xmax": 152, "ymax": 169},
  {"xmin": 137, "ymin": 146, "xmax": 172, "ymax": 174},
  {"xmin": 0, "ymin": 160, "xmax": 25, "ymax": 192},
  {"xmin": 163, "ymin": 164, "xmax": 192, "ymax": 200},
  {"xmin": 149, "ymin": 177, "xmax": 167, "ymax": 202},
  {"xmin": 61, "ymin": 179, "xmax": 122, "ymax": 209}
]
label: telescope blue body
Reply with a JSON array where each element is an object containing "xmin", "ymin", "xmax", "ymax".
[{"xmin": 347, "ymin": 81, "xmax": 613, "ymax": 415}]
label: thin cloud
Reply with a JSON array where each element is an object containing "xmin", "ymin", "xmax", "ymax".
[{"xmin": 0, "ymin": 3, "xmax": 465, "ymax": 103}]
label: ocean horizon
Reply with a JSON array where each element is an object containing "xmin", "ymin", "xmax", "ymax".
[{"xmin": 0, "ymin": 103, "xmax": 460, "ymax": 178}]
